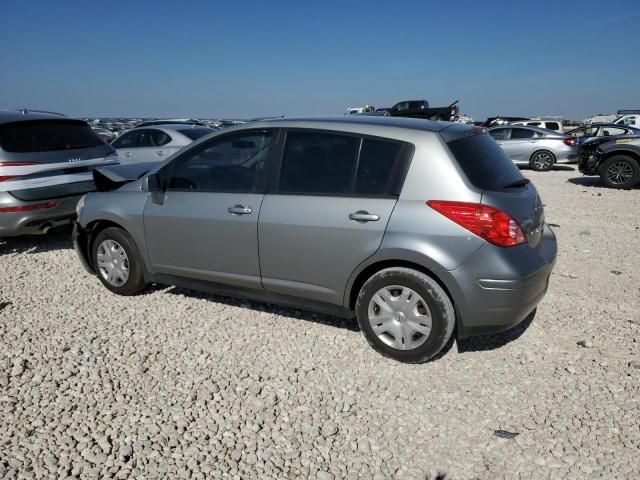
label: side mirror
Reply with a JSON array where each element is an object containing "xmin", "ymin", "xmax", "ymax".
[{"xmin": 146, "ymin": 173, "xmax": 161, "ymax": 192}]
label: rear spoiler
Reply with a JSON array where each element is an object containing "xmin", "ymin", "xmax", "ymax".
[{"xmin": 93, "ymin": 162, "xmax": 157, "ymax": 192}]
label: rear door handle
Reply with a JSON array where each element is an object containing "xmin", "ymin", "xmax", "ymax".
[
  {"xmin": 155, "ymin": 150, "xmax": 165, "ymax": 156},
  {"xmin": 228, "ymin": 205, "xmax": 252, "ymax": 215},
  {"xmin": 349, "ymin": 211, "xmax": 380, "ymax": 222},
  {"xmin": 124, "ymin": 152, "xmax": 133, "ymax": 157}
]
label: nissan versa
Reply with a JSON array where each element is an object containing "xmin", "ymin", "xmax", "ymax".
[
  {"xmin": 0, "ymin": 110, "xmax": 118, "ymax": 237},
  {"xmin": 74, "ymin": 116, "xmax": 557, "ymax": 363}
]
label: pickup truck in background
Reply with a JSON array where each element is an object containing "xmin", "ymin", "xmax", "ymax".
[
  {"xmin": 377, "ymin": 99, "xmax": 460, "ymax": 121},
  {"xmin": 613, "ymin": 110, "xmax": 640, "ymax": 128}
]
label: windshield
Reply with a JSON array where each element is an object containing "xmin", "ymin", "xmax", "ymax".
[{"xmin": 0, "ymin": 120, "xmax": 104, "ymax": 152}]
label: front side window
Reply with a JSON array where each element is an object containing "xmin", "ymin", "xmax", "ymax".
[
  {"xmin": 168, "ymin": 131, "xmax": 273, "ymax": 191},
  {"xmin": 510, "ymin": 128, "xmax": 535, "ymax": 139},
  {"xmin": 488, "ymin": 128, "xmax": 510, "ymax": 140},
  {"xmin": 147, "ymin": 130, "xmax": 172, "ymax": 146},
  {"xmin": 545, "ymin": 122, "xmax": 560, "ymax": 130},
  {"xmin": 571, "ymin": 126, "xmax": 598, "ymax": 138},
  {"xmin": 112, "ymin": 131, "xmax": 142, "ymax": 148},
  {"xmin": 278, "ymin": 131, "xmax": 360, "ymax": 194},
  {"xmin": 394, "ymin": 102, "xmax": 410, "ymax": 112}
]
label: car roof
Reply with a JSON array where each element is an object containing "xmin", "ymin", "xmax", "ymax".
[
  {"xmin": 0, "ymin": 109, "xmax": 69, "ymax": 125},
  {"xmin": 127, "ymin": 124, "xmax": 213, "ymax": 133},
  {"xmin": 489, "ymin": 124, "xmax": 563, "ymax": 135},
  {"xmin": 244, "ymin": 115, "xmax": 458, "ymax": 133}
]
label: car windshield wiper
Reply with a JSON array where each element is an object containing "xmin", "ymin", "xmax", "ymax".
[{"xmin": 503, "ymin": 178, "xmax": 531, "ymax": 188}]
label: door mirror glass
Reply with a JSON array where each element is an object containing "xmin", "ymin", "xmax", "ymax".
[{"xmin": 146, "ymin": 173, "xmax": 161, "ymax": 192}]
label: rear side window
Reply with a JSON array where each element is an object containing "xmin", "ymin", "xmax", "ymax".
[
  {"xmin": 355, "ymin": 139, "xmax": 403, "ymax": 194},
  {"xmin": 0, "ymin": 120, "xmax": 104, "ymax": 153},
  {"xmin": 178, "ymin": 127, "xmax": 213, "ymax": 141},
  {"xmin": 510, "ymin": 128, "xmax": 535, "ymax": 139},
  {"xmin": 447, "ymin": 133, "xmax": 525, "ymax": 191},
  {"xmin": 279, "ymin": 131, "xmax": 360, "ymax": 194}
]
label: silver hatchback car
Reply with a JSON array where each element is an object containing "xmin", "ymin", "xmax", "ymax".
[
  {"xmin": 488, "ymin": 125, "xmax": 578, "ymax": 171},
  {"xmin": 74, "ymin": 117, "xmax": 557, "ymax": 362}
]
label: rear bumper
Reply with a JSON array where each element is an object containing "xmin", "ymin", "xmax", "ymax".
[
  {"xmin": 0, "ymin": 193, "xmax": 82, "ymax": 237},
  {"xmin": 439, "ymin": 224, "xmax": 557, "ymax": 339}
]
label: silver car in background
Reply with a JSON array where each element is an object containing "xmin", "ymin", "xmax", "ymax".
[
  {"xmin": 488, "ymin": 125, "xmax": 578, "ymax": 171},
  {"xmin": 0, "ymin": 110, "xmax": 118, "ymax": 237},
  {"xmin": 74, "ymin": 116, "xmax": 557, "ymax": 363},
  {"xmin": 111, "ymin": 124, "xmax": 213, "ymax": 164}
]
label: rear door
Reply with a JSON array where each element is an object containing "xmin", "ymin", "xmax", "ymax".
[
  {"xmin": 504, "ymin": 128, "xmax": 538, "ymax": 162},
  {"xmin": 258, "ymin": 130, "xmax": 407, "ymax": 305},
  {"xmin": 143, "ymin": 129, "xmax": 275, "ymax": 289}
]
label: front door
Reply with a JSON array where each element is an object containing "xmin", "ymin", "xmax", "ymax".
[
  {"xmin": 259, "ymin": 130, "xmax": 405, "ymax": 305},
  {"xmin": 143, "ymin": 130, "xmax": 275, "ymax": 289}
]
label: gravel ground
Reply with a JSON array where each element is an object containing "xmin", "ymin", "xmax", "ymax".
[{"xmin": 1, "ymin": 167, "xmax": 639, "ymax": 479}]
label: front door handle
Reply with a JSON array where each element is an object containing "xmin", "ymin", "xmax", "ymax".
[
  {"xmin": 155, "ymin": 150, "xmax": 165, "ymax": 156},
  {"xmin": 528, "ymin": 140, "xmax": 538, "ymax": 143},
  {"xmin": 228, "ymin": 205, "xmax": 252, "ymax": 215},
  {"xmin": 124, "ymin": 152, "xmax": 133, "ymax": 157},
  {"xmin": 349, "ymin": 211, "xmax": 380, "ymax": 222}
]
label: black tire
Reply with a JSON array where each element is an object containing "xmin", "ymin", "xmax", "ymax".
[
  {"xmin": 599, "ymin": 155, "xmax": 640, "ymax": 189},
  {"xmin": 355, "ymin": 267, "xmax": 455, "ymax": 363},
  {"xmin": 529, "ymin": 150, "xmax": 556, "ymax": 172},
  {"xmin": 91, "ymin": 227, "xmax": 148, "ymax": 295}
]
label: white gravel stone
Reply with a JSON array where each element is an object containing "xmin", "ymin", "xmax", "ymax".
[{"xmin": 0, "ymin": 168, "xmax": 638, "ymax": 478}]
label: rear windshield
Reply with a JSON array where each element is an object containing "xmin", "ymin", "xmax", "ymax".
[
  {"xmin": 446, "ymin": 133, "xmax": 525, "ymax": 190},
  {"xmin": 0, "ymin": 120, "xmax": 104, "ymax": 153},
  {"xmin": 178, "ymin": 127, "xmax": 213, "ymax": 141}
]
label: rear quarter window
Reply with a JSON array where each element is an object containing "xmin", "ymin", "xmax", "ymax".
[
  {"xmin": 446, "ymin": 133, "xmax": 525, "ymax": 191},
  {"xmin": 178, "ymin": 127, "xmax": 214, "ymax": 141}
]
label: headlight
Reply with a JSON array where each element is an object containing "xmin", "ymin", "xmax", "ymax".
[{"xmin": 76, "ymin": 194, "xmax": 86, "ymax": 217}]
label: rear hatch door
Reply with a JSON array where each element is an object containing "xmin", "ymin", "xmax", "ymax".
[{"xmin": 444, "ymin": 127, "xmax": 545, "ymax": 248}]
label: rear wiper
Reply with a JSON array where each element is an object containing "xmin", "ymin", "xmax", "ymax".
[{"xmin": 502, "ymin": 178, "xmax": 531, "ymax": 188}]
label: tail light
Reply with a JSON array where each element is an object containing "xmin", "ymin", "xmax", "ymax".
[
  {"xmin": 0, "ymin": 201, "xmax": 58, "ymax": 213},
  {"xmin": 0, "ymin": 162, "xmax": 37, "ymax": 182},
  {"xmin": 427, "ymin": 200, "xmax": 526, "ymax": 247},
  {"xmin": 563, "ymin": 137, "xmax": 577, "ymax": 147},
  {"xmin": 450, "ymin": 106, "xmax": 458, "ymax": 116}
]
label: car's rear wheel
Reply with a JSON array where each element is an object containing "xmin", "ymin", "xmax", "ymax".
[
  {"xmin": 530, "ymin": 150, "xmax": 555, "ymax": 171},
  {"xmin": 92, "ymin": 227, "xmax": 148, "ymax": 295},
  {"xmin": 599, "ymin": 155, "xmax": 640, "ymax": 189},
  {"xmin": 355, "ymin": 267, "xmax": 455, "ymax": 363}
]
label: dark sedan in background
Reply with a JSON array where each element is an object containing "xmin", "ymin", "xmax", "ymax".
[
  {"xmin": 578, "ymin": 136, "xmax": 640, "ymax": 189},
  {"xmin": 567, "ymin": 123, "xmax": 640, "ymax": 145}
]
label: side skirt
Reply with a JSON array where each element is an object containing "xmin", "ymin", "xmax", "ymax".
[{"xmin": 150, "ymin": 273, "xmax": 356, "ymax": 319}]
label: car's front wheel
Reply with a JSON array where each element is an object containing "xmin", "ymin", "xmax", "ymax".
[
  {"xmin": 92, "ymin": 227, "xmax": 148, "ymax": 295},
  {"xmin": 599, "ymin": 155, "xmax": 640, "ymax": 189},
  {"xmin": 355, "ymin": 267, "xmax": 455, "ymax": 363},
  {"xmin": 530, "ymin": 150, "xmax": 556, "ymax": 172}
]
